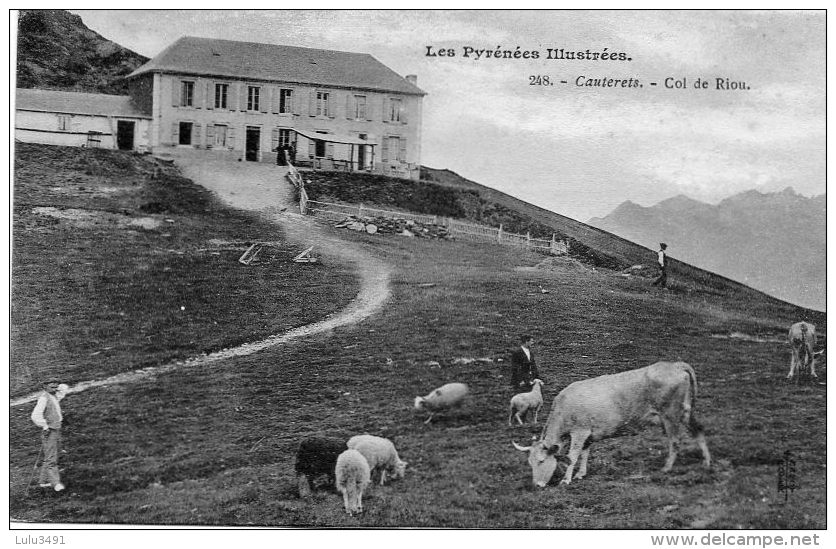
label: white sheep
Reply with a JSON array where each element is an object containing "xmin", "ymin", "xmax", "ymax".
[
  {"xmin": 347, "ymin": 434, "xmax": 408, "ymax": 485},
  {"xmin": 414, "ymin": 382, "xmax": 469, "ymax": 424},
  {"xmin": 335, "ymin": 449, "xmax": 371, "ymax": 516},
  {"xmin": 508, "ymin": 379, "xmax": 544, "ymax": 426}
]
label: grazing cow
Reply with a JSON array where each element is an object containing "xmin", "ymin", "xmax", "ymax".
[
  {"xmin": 787, "ymin": 322, "xmax": 818, "ymax": 379},
  {"xmin": 513, "ymin": 361, "xmax": 711, "ymax": 487}
]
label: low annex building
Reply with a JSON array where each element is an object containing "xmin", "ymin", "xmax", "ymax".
[
  {"xmin": 15, "ymin": 88, "xmax": 151, "ymax": 151},
  {"xmin": 125, "ymin": 36, "xmax": 426, "ymax": 179}
]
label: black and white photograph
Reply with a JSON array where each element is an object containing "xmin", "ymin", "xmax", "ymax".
[{"xmin": 7, "ymin": 8, "xmax": 827, "ymax": 542}]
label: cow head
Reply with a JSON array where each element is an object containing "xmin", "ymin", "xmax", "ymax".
[
  {"xmin": 513, "ymin": 439, "xmax": 563, "ymax": 488},
  {"xmin": 413, "ymin": 396, "xmax": 425, "ymax": 411}
]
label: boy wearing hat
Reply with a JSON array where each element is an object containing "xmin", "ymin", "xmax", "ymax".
[
  {"xmin": 652, "ymin": 243, "xmax": 668, "ymax": 288},
  {"xmin": 31, "ymin": 380, "xmax": 68, "ymax": 491}
]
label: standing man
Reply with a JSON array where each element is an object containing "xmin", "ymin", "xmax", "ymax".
[
  {"xmin": 31, "ymin": 379, "xmax": 67, "ymax": 492},
  {"xmin": 510, "ymin": 335, "xmax": 541, "ymax": 391},
  {"xmin": 275, "ymin": 143, "xmax": 287, "ymax": 166},
  {"xmin": 652, "ymin": 242, "xmax": 668, "ymax": 288}
]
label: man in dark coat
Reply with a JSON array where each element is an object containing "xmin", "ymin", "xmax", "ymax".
[{"xmin": 510, "ymin": 335, "xmax": 540, "ymax": 390}]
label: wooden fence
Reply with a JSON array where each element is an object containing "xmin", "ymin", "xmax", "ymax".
[{"xmin": 286, "ymin": 169, "xmax": 569, "ymax": 256}]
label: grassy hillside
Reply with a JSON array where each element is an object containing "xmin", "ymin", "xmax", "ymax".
[
  {"xmin": 306, "ymin": 167, "xmax": 822, "ymax": 317},
  {"xmin": 10, "ymin": 220, "xmax": 826, "ymax": 527},
  {"xmin": 10, "ymin": 149, "xmax": 826, "ymax": 527},
  {"xmin": 15, "ymin": 10, "xmax": 147, "ymax": 94},
  {"xmin": 11, "ymin": 143, "xmax": 358, "ymax": 395}
]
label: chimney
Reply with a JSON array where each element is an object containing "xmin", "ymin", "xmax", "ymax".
[{"xmin": 405, "ymin": 74, "xmax": 418, "ymax": 85}]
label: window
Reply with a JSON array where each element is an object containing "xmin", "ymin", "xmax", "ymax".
[
  {"xmin": 316, "ymin": 91, "xmax": 330, "ymax": 116},
  {"xmin": 354, "ymin": 95, "xmax": 367, "ymax": 120},
  {"xmin": 181, "ymin": 81, "xmax": 195, "ymax": 107},
  {"xmin": 214, "ymin": 83, "xmax": 228, "ymax": 109},
  {"xmin": 279, "ymin": 128, "xmax": 294, "ymax": 147},
  {"xmin": 57, "ymin": 115, "xmax": 71, "ymax": 131},
  {"xmin": 214, "ymin": 124, "xmax": 228, "ymax": 147},
  {"xmin": 388, "ymin": 98, "xmax": 402, "ymax": 122},
  {"xmin": 279, "ymin": 89, "xmax": 293, "ymax": 114},
  {"xmin": 179, "ymin": 122, "xmax": 193, "ymax": 145},
  {"xmin": 247, "ymin": 86, "xmax": 260, "ymax": 111}
]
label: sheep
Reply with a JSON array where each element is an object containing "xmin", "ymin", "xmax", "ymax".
[
  {"xmin": 294, "ymin": 436, "xmax": 347, "ymax": 497},
  {"xmin": 508, "ymin": 379, "xmax": 544, "ymax": 426},
  {"xmin": 347, "ymin": 435, "xmax": 407, "ymax": 485},
  {"xmin": 335, "ymin": 449, "xmax": 371, "ymax": 515},
  {"xmin": 414, "ymin": 382, "xmax": 469, "ymax": 424}
]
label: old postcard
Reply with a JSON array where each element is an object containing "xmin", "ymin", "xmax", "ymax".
[{"xmin": 8, "ymin": 9, "xmax": 827, "ymax": 546}]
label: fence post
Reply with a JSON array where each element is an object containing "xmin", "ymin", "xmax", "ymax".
[
  {"xmin": 497, "ymin": 224, "xmax": 503, "ymax": 243},
  {"xmin": 358, "ymin": 203, "xmax": 364, "ymax": 218},
  {"xmin": 527, "ymin": 232, "xmax": 531, "ymax": 248},
  {"xmin": 551, "ymin": 233, "xmax": 556, "ymax": 255}
]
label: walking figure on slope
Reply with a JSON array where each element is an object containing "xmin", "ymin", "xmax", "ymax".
[{"xmin": 652, "ymin": 242, "xmax": 668, "ymax": 288}]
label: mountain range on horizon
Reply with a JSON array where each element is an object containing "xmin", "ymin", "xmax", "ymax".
[{"xmin": 589, "ymin": 188, "xmax": 826, "ymax": 311}]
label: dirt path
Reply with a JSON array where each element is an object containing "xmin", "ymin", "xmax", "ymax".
[{"xmin": 11, "ymin": 153, "xmax": 391, "ymax": 407}]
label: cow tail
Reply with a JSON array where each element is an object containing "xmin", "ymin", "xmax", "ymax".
[{"xmin": 683, "ymin": 363, "xmax": 705, "ymax": 437}]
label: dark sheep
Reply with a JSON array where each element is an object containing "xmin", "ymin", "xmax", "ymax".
[{"xmin": 295, "ymin": 436, "xmax": 348, "ymax": 497}]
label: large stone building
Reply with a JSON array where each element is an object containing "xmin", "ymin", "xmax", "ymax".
[{"xmin": 125, "ymin": 36, "xmax": 426, "ymax": 179}]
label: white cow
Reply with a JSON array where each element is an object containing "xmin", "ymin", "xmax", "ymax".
[
  {"xmin": 513, "ymin": 361, "xmax": 711, "ymax": 487},
  {"xmin": 787, "ymin": 322, "xmax": 818, "ymax": 379}
]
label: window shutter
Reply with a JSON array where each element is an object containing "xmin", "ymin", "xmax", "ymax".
[
  {"xmin": 227, "ymin": 84, "xmax": 236, "ymax": 111},
  {"xmin": 326, "ymin": 142, "xmax": 334, "ymax": 159},
  {"xmin": 171, "ymin": 121, "xmax": 179, "ymax": 144},
  {"xmin": 308, "ymin": 139, "xmax": 315, "ymax": 158},
  {"xmin": 400, "ymin": 103, "xmax": 408, "ymax": 124},
  {"xmin": 381, "ymin": 137, "xmax": 389, "ymax": 163},
  {"xmin": 291, "ymin": 89, "xmax": 299, "ymax": 115},
  {"xmin": 271, "ymin": 88, "xmax": 280, "ymax": 114},
  {"xmin": 271, "ymin": 128, "xmax": 279, "ymax": 151},
  {"xmin": 194, "ymin": 79, "xmax": 203, "ymax": 108},
  {"xmin": 366, "ymin": 97, "xmax": 374, "ymax": 121},
  {"xmin": 259, "ymin": 88, "xmax": 268, "ymax": 113},
  {"xmin": 227, "ymin": 127, "xmax": 236, "ymax": 149},
  {"xmin": 346, "ymin": 94, "xmax": 353, "ymax": 120},
  {"xmin": 172, "ymin": 79, "xmax": 180, "ymax": 107},
  {"xmin": 206, "ymin": 82, "xmax": 214, "ymax": 110},
  {"xmin": 193, "ymin": 124, "xmax": 202, "ymax": 147},
  {"xmin": 206, "ymin": 124, "xmax": 215, "ymax": 148},
  {"xmin": 309, "ymin": 89, "xmax": 316, "ymax": 116},
  {"xmin": 240, "ymin": 84, "xmax": 248, "ymax": 111},
  {"xmin": 399, "ymin": 137, "xmax": 407, "ymax": 163},
  {"xmin": 327, "ymin": 95, "xmax": 335, "ymax": 119},
  {"xmin": 382, "ymin": 97, "xmax": 388, "ymax": 122}
]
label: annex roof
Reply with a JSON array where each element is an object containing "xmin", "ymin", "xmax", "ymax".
[
  {"xmin": 15, "ymin": 88, "xmax": 151, "ymax": 119},
  {"xmin": 127, "ymin": 36, "xmax": 426, "ymax": 96}
]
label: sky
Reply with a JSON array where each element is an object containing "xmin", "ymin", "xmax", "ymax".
[{"xmin": 72, "ymin": 10, "xmax": 825, "ymax": 221}]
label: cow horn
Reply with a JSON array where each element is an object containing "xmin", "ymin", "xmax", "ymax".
[{"xmin": 512, "ymin": 441, "xmax": 531, "ymax": 452}]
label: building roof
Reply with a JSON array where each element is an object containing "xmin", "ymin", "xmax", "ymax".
[
  {"xmin": 15, "ymin": 88, "xmax": 151, "ymax": 118},
  {"xmin": 127, "ymin": 36, "xmax": 426, "ymax": 96}
]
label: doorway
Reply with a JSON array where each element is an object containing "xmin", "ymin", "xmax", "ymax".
[
  {"xmin": 116, "ymin": 120, "xmax": 135, "ymax": 150},
  {"xmin": 246, "ymin": 127, "xmax": 261, "ymax": 161},
  {"xmin": 357, "ymin": 133, "xmax": 367, "ymax": 170}
]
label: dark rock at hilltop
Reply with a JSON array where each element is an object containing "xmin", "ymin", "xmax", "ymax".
[{"xmin": 15, "ymin": 9, "xmax": 148, "ymax": 94}]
